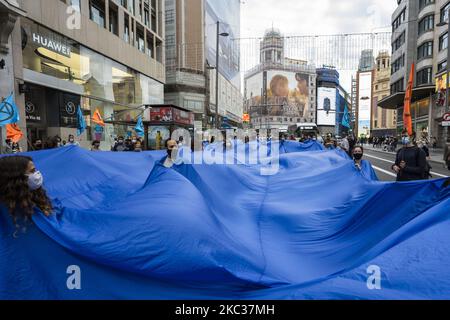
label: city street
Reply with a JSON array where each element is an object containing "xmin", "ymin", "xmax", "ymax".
[
  {"xmin": 364, "ymin": 147, "xmax": 449, "ymax": 181},
  {"xmin": 1, "ymin": 0, "xmax": 450, "ymax": 306}
]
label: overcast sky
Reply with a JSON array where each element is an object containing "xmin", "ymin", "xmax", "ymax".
[
  {"xmin": 241, "ymin": 0, "xmax": 397, "ymax": 38},
  {"xmin": 240, "ymin": 0, "xmax": 397, "ymax": 91}
]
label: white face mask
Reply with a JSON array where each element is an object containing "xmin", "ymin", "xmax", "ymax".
[{"xmin": 27, "ymin": 171, "xmax": 43, "ymax": 191}]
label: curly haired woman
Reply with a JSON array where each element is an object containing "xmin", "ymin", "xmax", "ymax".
[{"xmin": 0, "ymin": 156, "xmax": 52, "ymax": 226}]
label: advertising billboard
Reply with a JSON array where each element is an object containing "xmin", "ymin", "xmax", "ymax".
[
  {"xmin": 266, "ymin": 71, "xmax": 310, "ymax": 118},
  {"xmin": 205, "ymin": 0, "xmax": 240, "ymax": 89},
  {"xmin": 358, "ymin": 71, "xmax": 372, "ymax": 137},
  {"xmin": 317, "ymin": 87, "xmax": 337, "ymax": 126}
]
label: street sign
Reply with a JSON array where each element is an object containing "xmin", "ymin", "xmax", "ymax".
[{"xmin": 442, "ymin": 113, "xmax": 450, "ymax": 127}]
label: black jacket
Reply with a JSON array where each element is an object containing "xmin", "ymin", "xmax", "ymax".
[{"xmin": 393, "ymin": 146, "xmax": 427, "ymax": 181}]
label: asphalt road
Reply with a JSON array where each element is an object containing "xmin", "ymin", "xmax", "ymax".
[{"xmin": 364, "ymin": 148, "xmax": 450, "ymax": 182}]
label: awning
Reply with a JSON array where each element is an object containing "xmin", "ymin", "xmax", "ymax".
[
  {"xmin": 378, "ymin": 85, "xmax": 435, "ymax": 109},
  {"xmin": 0, "ymin": 0, "xmax": 26, "ymax": 15}
]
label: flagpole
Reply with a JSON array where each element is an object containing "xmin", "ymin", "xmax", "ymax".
[
  {"xmin": 0, "ymin": 126, "xmax": 3, "ymax": 154},
  {"xmin": 0, "ymin": 96, "xmax": 4, "ymax": 154}
]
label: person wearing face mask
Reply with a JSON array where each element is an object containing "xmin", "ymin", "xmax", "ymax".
[
  {"xmin": 351, "ymin": 145, "xmax": 378, "ymax": 180},
  {"xmin": 91, "ymin": 140, "xmax": 101, "ymax": 151},
  {"xmin": 0, "ymin": 156, "xmax": 53, "ymax": 229},
  {"xmin": 65, "ymin": 134, "xmax": 80, "ymax": 147},
  {"xmin": 163, "ymin": 139, "xmax": 179, "ymax": 168},
  {"xmin": 391, "ymin": 131, "xmax": 427, "ymax": 181},
  {"xmin": 33, "ymin": 139, "xmax": 43, "ymax": 151},
  {"xmin": 113, "ymin": 136, "xmax": 128, "ymax": 152}
]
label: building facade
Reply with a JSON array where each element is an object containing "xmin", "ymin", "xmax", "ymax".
[
  {"xmin": 1, "ymin": 0, "xmax": 165, "ymax": 151},
  {"xmin": 316, "ymin": 67, "xmax": 352, "ymax": 136},
  {"xmin": 371, "ymin": 51, "xmax": 397, "ymax": 137},
  {"xmin": 355, "ymin": 50, "xmax": 375, "ymax": 139},
  {"xmin": 244, "ymin": 29, "xmax": 317, "ymax": 132},
  {"xmin": 380, "ymin": 0, "xmax": 449, "ymax": 146},
  {"xmin": 164, "ymin": 0, "xmax": 243, "ymax": 130}
]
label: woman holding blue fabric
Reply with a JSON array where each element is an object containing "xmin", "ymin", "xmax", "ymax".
[
  {"xmin": 351, "ymin": 145, "xmax": 378, "ymax": 180},
  {"xmin": 0, "ymin": 156, "xmax": 52, "ymax": 225}
]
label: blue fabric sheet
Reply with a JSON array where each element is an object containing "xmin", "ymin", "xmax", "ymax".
[{"xmin": 1, "ymin": 145, "xmax": 449, "ymax": 300}]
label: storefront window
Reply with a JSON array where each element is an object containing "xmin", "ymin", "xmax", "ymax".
[{"xmin": 21, "ymin": 18, "xmax": 164, "ymax": 107}]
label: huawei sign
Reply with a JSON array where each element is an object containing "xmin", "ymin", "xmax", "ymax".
[
  {"xmin": 443, "ymin": 113, "xmax": 450, "ymax": 121},
  {"xmin": 442, "ymin": 112, "xmax": 450, "ymax": 127}
]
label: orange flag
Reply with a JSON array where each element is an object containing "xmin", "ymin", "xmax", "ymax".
[
  {"xmin": 92, "ymin": 108, "xmax": 105, "ymax": 127},
  {"xmin": 403, "ymin": 63, "xmax": 414, "ymax": 136},
  {"xmin": 6, "ymin": 123, "xmax": 24, "ymax": 143}
]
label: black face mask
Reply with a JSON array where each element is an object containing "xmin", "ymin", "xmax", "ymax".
[
  {"xmin": 353, "ymin": 153, "xmax": 363, "ymax": 160},
  {"xmin": 167, "ymin": 149, "xmax": 173, "ymax": 157}
]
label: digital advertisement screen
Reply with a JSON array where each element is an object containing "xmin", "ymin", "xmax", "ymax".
[
  {"xmin": 317, "ymin": 87, "xmax": 337, "ymax": 126},
  {"xmin": 266, "ymin": 71, "xmax": 310, "ymax": 118}
]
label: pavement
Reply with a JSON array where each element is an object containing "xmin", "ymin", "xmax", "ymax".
[{"xmin": 363, "ymin": 145, "xmax": 449, "ymax": 181}]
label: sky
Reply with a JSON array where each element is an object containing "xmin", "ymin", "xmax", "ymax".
[
  {"xmin": 241, "ymin": 0, "xmax": 398, "ymax": 38},
  {"xmin": 240, "ymin": 0, "xmax": 398, "ymax": 91}
]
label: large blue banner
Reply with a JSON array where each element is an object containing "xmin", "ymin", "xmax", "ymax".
[{"xmin": 1, "ymin": 145, "xmax": 449, "ymax": 299}]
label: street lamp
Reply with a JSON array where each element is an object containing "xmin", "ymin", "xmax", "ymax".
[{"xmin": 214, "ymin": 21, "xmax": 229, "ymax": 129}]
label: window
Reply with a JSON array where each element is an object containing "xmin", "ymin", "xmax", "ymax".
[
  {"xmin": 136, "ymin": 25, "xmax": 145, "ymax": 53},
  {"xmin": 89, "ymin": 0, "xmax": 105, "ymax": 28},
  {"xmin": 418, "ymin": 15, "xmax": 434, "ymax": 35},
  {"xmin": 109, "ymin": 3, "xmax": 119, "ymax": 36},
  {"xmin": 416, "ymin": 67, "xmax": 433, "ymax": 85},
  {"xmin": 146, "ymin": 32, "xmax": 154, "ymax": 57},
  {"xmin": 392, "ymin": 31, "xmax": 405, "ymax": 53},
  {"xmin": 124, "ymin": 14, "xmax": 130, "ymax": 43},
  {"xmin": 391, "ymin": 78, "xmax": 404, "ymax": 94},
  {"xmin": 144, "ymin": 3, "xmax": 150, "ymax": 27},
  {"xmin": 438, "ymin": 60, "xmax": 447, "ymax": 72},
  {"xmin": 439, "ymin": 32, "xmax": 448, "ymax": 51},
  {"xmin": 69, "ymin": 0, "xmax": 81, "ymax": 11},
  {"xmin": 417, "ymin": 41, "xmax": 433, "ymax": 60},
  {"xmin": 392, "ymin": 9, "xmax": 406, "ymax": 32},
  {"xmin": 391, "ymin": 54, "xmax": 405, "ymax": 74},
  {"xmin": 127, "ymin": 0, "xmax": 135, "ymax": 15},
  {"xmin": 441, "ymin": 2, "xmax": 450, "ymax": 23},
  {"xmin": 165, "ymin": 9, "xmax": 175, "ymax": 25},
  {"xmin": 419, "ymin": 0, "xmax": 434, "ymax": 10},
  {"xmin": 151, "ymin": 0, "xmax": 157, "ymax": 32}
]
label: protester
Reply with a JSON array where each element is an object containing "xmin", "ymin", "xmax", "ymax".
[
  {"xmin": 432, "ymin": 136, "xmax": 438, "ymax": 151},
  {"xmin": 33, "ymin": 139, "xmax": 43, "ymax": 151},
  {"xmin": 91, "ymin": 140, "xmax": 101, "ymax": 151},
  {"xmin": 0, "ymin": 156, "xmax": 53, "ymax": 225},
  {"xmin": 352, "ymin": 145, "xmax": 365, "ymax": 171},
  {"xmin": 391, "ymin": 131, "xmax": 427, "ymax": 181},
  {"xmin": 163, "ymin": 139, "xmax": 178, "ymax": 168},
  {"xmin": 11, "ymin": 142, "xmax": 22, "ymax": 154},
  {"xmin": 417, "ymin": 137, "xmax": 430, "ymax": 160},
  {"xmin": 112, "ymin": 136, "xmax": 128, "ymax": 152},
  {"xmin": 340, "ymin": 134, "xmax": 350, "ymax": 155},
  {"xmin": 4, "ymin": 139, "xmax": 13, "ymax": 154},
  {"xmin": 65, "ymin": 134, "xmax": 80, "ymax": 147},
  {"xmin": 324, "ymin": 135, "xmax": 334, "ymax": 149},
  {"xmin": 444, "ymin": 137, "xmax": 450, "ymax": 170},
  {"xmin": 125, "ymin": 138, "xmax": 134, "ymax": 151},
  {"xmin": 134, "ymin": 141, "xmax": 143, "ymax": 152}
]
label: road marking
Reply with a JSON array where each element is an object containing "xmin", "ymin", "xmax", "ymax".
[
  {"xmin": 365, "ymin": 153, "xmax": 449, "ymax": 178},
  {"xmin": 364, "ymin": 153, "xmax": 393, "ymax": 164},
  {"xmin": 372, "ymin": 165, "xmax": 397, "ymax": 178}
]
